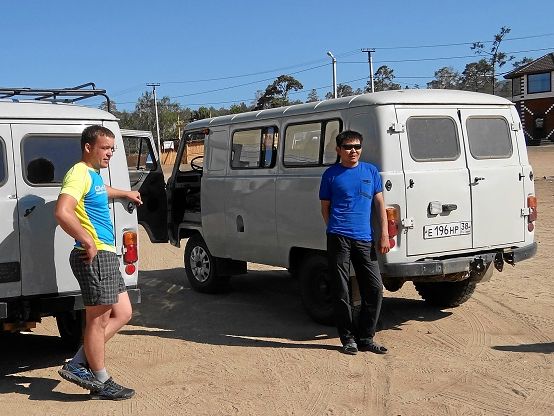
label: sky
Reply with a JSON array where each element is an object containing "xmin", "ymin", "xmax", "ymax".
[{"xmin": 1, "ymin": 0, "xmax": 553, "ymax": 112}]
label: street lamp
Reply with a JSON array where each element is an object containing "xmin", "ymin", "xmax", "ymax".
[{"xmin": 327, "ymin": 51, "xmax": 337, "ymax": 99}]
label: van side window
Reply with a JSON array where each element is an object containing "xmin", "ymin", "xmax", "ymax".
[
  {"xmin": 123, "ymin": 136, "xmax": 157, "ymax": 171},
  {"xmin": 22, "ymin": 136, "xmax": 81, "ymax": 185},
  {"xmin": 466, "ymin": 118, "xmax": 513, "ymax": 159},
  {"xmin": 0, "ymin": 138, "xmax": 6, "ymax": 186},
  {"xmin": 284, "ymin": 119, "xmax": 341, "ymax": 167},
  {"xmin": 179, "ymin": 131, "xmax": 206, "ymax": 172},
  {"xmin": 406, "ymin": 117, "xmax": 460, "ymax": 162},
  {"xmin": 231, "ymin": 126, "xmax": 278, "ymax": 169}
]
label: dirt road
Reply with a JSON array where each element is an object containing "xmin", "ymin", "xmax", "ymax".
[{"xmin": 1, "ymin": 147, "xmax": 553, "ymax": 415}]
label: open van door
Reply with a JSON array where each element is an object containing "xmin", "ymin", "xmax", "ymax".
[{"xmin": 121, "ymin": 130, "xmax": 168, "ymax": 243}]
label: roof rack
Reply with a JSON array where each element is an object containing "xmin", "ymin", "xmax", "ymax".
[{"xmin": 0, "ymin": 82, "xmax": 111, "ymax": 111}]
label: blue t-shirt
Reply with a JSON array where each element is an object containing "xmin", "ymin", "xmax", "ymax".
[{"xmin": 319, "ymin": 162, "xmax": 383, "ymax": 241}]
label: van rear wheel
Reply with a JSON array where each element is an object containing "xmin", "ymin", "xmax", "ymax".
[
  {"xmin": 184, "ymin": 234, "xmax": 229, "ymax": 293},
  {"xmin": 299, "ymin": 254, "xmax": 334, "ymax": 325},
  {"xmin": 56, "ymin": 310, "xmax": 84, "ymax": 349},
  {"xmin": 414, "ymin": 278, "xmax": 477, "ymax": 307}
]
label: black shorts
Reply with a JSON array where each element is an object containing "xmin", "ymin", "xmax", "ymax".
[{"xmin": 69, "ymin": 249, "xmax": 126, "ymax": 306}]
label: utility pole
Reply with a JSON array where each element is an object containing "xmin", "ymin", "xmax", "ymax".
[
  {"xmin": 361, "ymin": 48, "xmax": 375, "ymax": 93},
  {"xmin": 146, "ymin": 82, "xmax": 161, "ymax": 155},
  {"xmin": 327, "ymin": 51, "xmax": 337, "ymax": 99}
]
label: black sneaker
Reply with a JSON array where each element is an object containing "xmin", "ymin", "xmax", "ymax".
[
  {"xmin": 358, "ymin": 340, "xmax": 388, "ymax": 354},
  {"xmin": 89, "ymin": 378, "xmax": 135, "ymax": 401},
  {"xmin": 58, "ymin": 363, "xmax": 104, "ymax": 392},
  {"xmin": 343, "ymin": 341, "xmax": 358, "ymax": 355}
]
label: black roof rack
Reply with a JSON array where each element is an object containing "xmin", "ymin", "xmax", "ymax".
[{"xmin": 0, "ymin": 82, "xmax": 111, "ymax": 112}]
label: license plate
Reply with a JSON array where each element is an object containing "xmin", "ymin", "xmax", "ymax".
[{"xmin": 423, "ymin": 221, "xmax": 471, "ymax": 239}]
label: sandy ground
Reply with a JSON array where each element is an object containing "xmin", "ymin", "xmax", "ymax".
[{"xmin": 1, "ymin": 146, "xmax": 553, "ymax": 416}]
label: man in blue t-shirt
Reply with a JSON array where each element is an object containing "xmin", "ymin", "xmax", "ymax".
[{"xmin": 319, "ymin": 130, "xmax": 389, "ymax": 355}]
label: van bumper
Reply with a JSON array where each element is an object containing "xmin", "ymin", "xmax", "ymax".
[{"xmin": 382, "ymin": 242, "xmax": 537, "ymax": 278}]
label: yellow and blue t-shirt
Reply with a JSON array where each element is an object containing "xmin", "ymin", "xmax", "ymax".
[{"xmin": 59, "ymin": 162, "xmax": 115, "ymax": 253}]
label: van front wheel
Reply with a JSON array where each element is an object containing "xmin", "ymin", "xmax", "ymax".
[
  {"xmin": 414, "ymin": 278, "xmax": 477, "ymax": 307},
  {"xmin": 184, "ymin": 234, "xmax": 229, "ymax": 293}
]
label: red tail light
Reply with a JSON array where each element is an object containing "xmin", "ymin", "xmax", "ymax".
[
  {"xmin": 386, "ymin": 207, "xmax": 398, "ymax": 249},
  {"xmin": 527, "ymin": 196, "xmax": 537, "ymax": 231},
  {"xmin": 123, "ymin": 231, "xmax": 138, "ymax": 264}
]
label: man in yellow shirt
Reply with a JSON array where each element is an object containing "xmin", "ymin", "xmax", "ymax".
[{"xmin": 55, "ymin": 125, "xmax": 142, "ymax": 400}]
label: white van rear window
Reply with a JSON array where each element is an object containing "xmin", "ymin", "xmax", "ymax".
[
  {"xmin": 466, "ymin": 118, "xmax": 513, "ymax": 159},
  {"xmin": 406, "ymin": 117, "xmax": 460, "ymax": 162},
  {"xmin": 22, "ymin": 135, "xmax": 81, "ymax": 185}
]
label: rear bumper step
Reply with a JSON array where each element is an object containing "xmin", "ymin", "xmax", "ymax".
[{"xmin": 383, "ymin": 242, "xmax": 537, "ymax": 278}]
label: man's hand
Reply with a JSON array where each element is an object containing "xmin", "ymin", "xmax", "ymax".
[
  {"xmin": 379, "ymin": 234, "xmax": 390, "ymax": 254},
  {"xmin": 126, "ymin": 190, "xmax": 143, "ymax": 206},
  {"xmin": 81, "ymin": 239, "xmax": 98, "ymax": 264}
]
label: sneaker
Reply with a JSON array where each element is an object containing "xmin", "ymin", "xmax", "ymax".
[
  {"xmin": 343, "ymin": 341, "xmax": 358, "ymax": 355},
  {"xmin": 358, "ymin": 340, "xmax": 388, "ymax": 354},
  {"xmin": 58, "ymin": 363, "xmax": 104, "ymax": 391},
  {"xmin": 89, "ymin": 378, "xmax": 135, "ymax": 401}
]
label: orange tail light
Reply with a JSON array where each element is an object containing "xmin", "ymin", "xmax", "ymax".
[{"xmin": 123, "ymin": 230, "xmax": 138, "ymax": 265}]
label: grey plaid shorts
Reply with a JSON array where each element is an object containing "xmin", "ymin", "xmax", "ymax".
[{"xmin": 69, "ymin": 249, "xmax": 126, "ymax": 306}]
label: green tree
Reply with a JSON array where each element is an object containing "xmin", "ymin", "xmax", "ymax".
[
  {"xmin": 367, "ymin": 66, "xmax": 401, "ymax": 92},
  {"xmin": 513, "ymin": 56, "xmax": 533, "ymax": 69},
  {"xmin": 471, "ymin": 26, "xmax": 514, "ymax": 94},
  {"xmin": 229, "ymin": 102, "xmax": 250, "ymax": 114},
  {"xmin": 306, "ymin": 89, "xmax": 320, "ymax": 102},
  {"xmin": 325, "ymin": 83, "xmax": 358, "ymax": 99},
  {"xmin": 255, "ymin": 75, "xmax": 304, "ymax": 109},
  {"xmin": 460, "ymin": 59, "xmax": 493, "ymax": 93},
  {"xmin": 427, "ymin": 67, "xmax": 461, "ymax": 89}
]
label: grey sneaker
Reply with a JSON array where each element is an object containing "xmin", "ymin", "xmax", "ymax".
[
  {"xmin": 58, "ymin": 363, "xmax": 104, "ymax": 391},
  {"xmin": 89, "ymin": 378, "xmax": 135, "ymax": 401}
]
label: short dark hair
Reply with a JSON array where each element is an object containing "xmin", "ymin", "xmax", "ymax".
[
  {"xmin": 81, "ymin": 125, "xmax": 115, "ymax": 151},
  {"xmin": 335, "ymin": 130, "xmax": 364, "ymax": 147}
]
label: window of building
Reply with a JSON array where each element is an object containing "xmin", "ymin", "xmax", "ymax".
[
  {"xmin": 231, "ymin": 126, "xmax": 278, "ymax": 169},
  {"xmin": 466, "ymin": 117, "xmax": 512, "ymax": 159},
  {"xmin": 527, "ymin": 72, "xmax": 551, "ymax": 94},
  {"xmin": 511, "ymin": 77, "xmax": 521, "ymax": 96},
  {"xmin": 406, "ymin": 117, "xmax": 460, "ymax": 162},
  {"xmin": 283, "ymin": 119, "xmax": 341, "ymax": 167},
  {"xmin": 0, "ymin": 138, "xmax": 6, "ymax": 186},
  {"xmin": 22, "ymin": 135, "xmax": 81, "ymax": 185}
]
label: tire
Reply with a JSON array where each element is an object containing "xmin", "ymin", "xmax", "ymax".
[
  {"xmin": 184, "ymin": 234, "xmax": 229, "ymax": 293},
  {"xmin": 382, "ymin": 276, "xmax": 405, "ymax": 292},
  {"xmin": 414, "ymin": 278, "xmax": 477, "ymax": 307},
  {"xmin": 56, "ymin": 310, "xmax": 84, "ymax": 349},
  {"xmin": 299, "ymin": 254, "xmax": 334, "ymax": 325}
]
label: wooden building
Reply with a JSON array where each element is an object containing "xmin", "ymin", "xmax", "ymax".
[{"xmin": 504, "ymin": 52, "xmax": 554, "ymax": 146}]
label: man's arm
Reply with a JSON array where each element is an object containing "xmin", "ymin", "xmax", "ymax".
[
  {"xmin": 106, "ymin": 186, "xmax": 143, "ymax": 205},
  {"xmin": 373, "ymin": 192, "xmax": 390, "ymax": 254},
  {"xmin": 321, "ymin": 200, "xmax": 331, "ymax": 226},
  {"xmin": 55, "ymin": 194, "xmax": 97, "ymax": 263}
]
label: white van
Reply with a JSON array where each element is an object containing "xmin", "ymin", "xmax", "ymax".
[
  {"xmin": 0, "ymin": 86, "xmax": 161, "ymax": 345},
  {"xmin": 147, "ymin": 90, "xmax": 537, "ymax": 323}
]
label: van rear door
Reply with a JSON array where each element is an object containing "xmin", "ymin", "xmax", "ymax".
[
  {"xmin": 459, "ymin": 108, "xmax": 525, "ymax": 248},
  {"xmin": 0, "ymin": 125, "xmax": 21, "ymax": 298},
  {"xmin": 11, "ymin": 124, "xmax": 84, "ymax": 297},
  {"xmin": 396, "ymin": 108, "xmax": 472, "ymax": 256}
]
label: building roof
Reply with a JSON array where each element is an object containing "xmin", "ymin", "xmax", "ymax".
[{"xmin": 504, "ymin": 52, "xmax": 554, "ymax": 79}]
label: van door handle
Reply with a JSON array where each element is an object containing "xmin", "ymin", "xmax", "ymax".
[
  {"xmin": 474, "ymin": 177, "xmax": 485, "ymax": 184},
  {"xmin": 442, "ymin": 204, "xmax": 457, "ymax": 212},
  {"xmin": 24, "ymin": 206, "xmax": 36, "ymax": 217}
]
